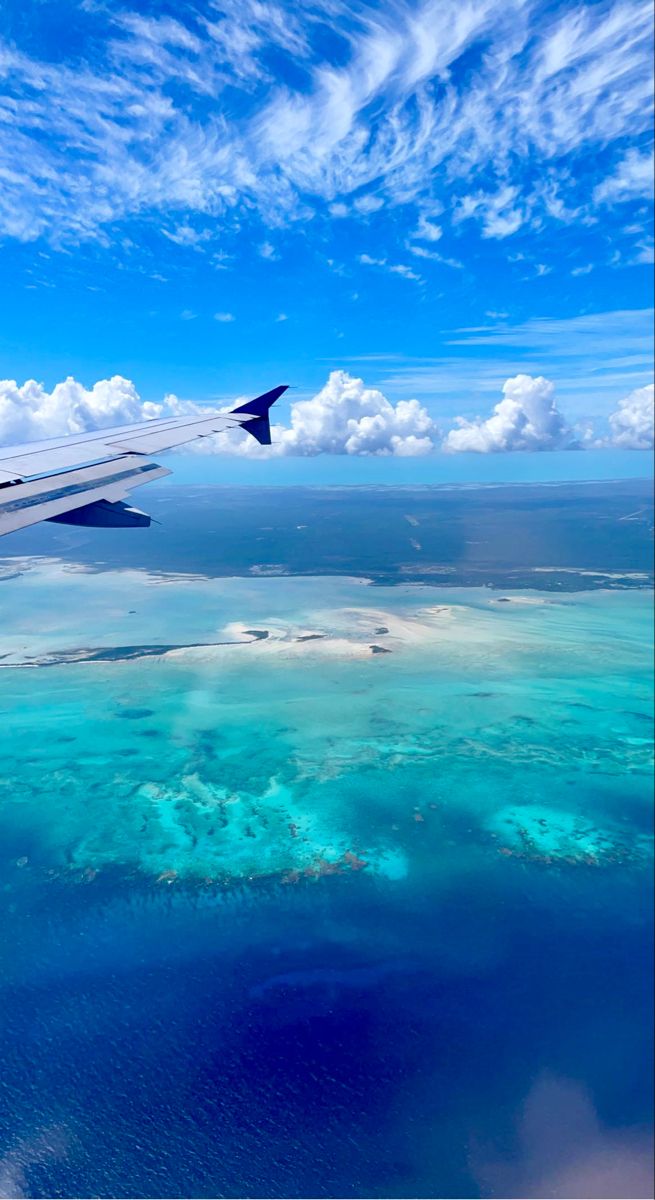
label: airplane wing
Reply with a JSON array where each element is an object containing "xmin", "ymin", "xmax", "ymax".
[{"xmin": 0, "ymin": 385, "xmax": 288, "ymax": 536}]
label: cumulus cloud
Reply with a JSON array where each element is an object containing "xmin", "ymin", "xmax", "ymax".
[
  {"xmin": 4, "ymin": 370, "xmax": 648, "ymax": 459},
  {"xmin": 442, "ymin": 374, "xmax": 577, "ymax": 452},
  {"xmin": 607, "ymin": 383, "xmax": 654, "ymax": 448},
  {"xmin": 0, "ymin": 375, "xmax": 161, "ymax": 444},
  {"xmin": 208, "ymin": 371, "xmax": 437, "ymax": 457},
  {"xmin": 0, "ymin": 370, "xmax": 437, "ymax": 458},
  {"xmin": 281, "ymin": 371, "xmax": 436, "ymax": 456}
]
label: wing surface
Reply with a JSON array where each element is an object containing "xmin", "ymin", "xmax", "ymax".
[{"xmin": 0, "ymin": 385, "xmax": 287, "ymax": 536}]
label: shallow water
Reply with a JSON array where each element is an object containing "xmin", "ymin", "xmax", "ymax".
[{"xmin": 0, "ymin": 561, "xmax": 652, "ymax": 1197}]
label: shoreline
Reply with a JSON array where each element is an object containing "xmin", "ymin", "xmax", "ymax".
[{"xmin": 1, "ymin": 552, "xmax": 653, "ymax": 593}]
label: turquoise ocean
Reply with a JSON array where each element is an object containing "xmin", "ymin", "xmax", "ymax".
[{"xmin": 0, "ymin": 534, "xmax": 653, "ymax": 1196}]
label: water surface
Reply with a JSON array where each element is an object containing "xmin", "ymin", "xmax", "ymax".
[{"xmin": 0, "ymin": 556, "xmax": 652, "ymax": 1198}]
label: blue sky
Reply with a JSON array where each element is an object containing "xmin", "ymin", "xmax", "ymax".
[{"xmin": 0, "ymin": 0, "xmax": 653, "ymax": 477}]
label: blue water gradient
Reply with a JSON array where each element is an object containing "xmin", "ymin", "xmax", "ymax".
[
  {"xmin": 0, "ymin": 566, "xmax": 652, "ymax": 1198},
  {"xmin": 2, "ymin": 867, "xmax": 652, "ymax": 1198}
]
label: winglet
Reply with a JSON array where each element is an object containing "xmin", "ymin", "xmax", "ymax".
[{"xmin": 231, "ymin": 385, "xmax": 289, "ymax": 445}]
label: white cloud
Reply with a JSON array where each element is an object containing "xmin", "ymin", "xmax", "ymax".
[
  {"xmin": 407, "ymin": 244, "xmax": 463, "ymax": 268},
  {"xmin": 285, "ymin": 370, "xmax": 436, "ymax": 455},
  {"xmin": 2, "ymin": 368, "xmax": 650, "ymax": 459},
  {"xmin": 211, "ymin": 251, "xmax": 233, "ymax": 271},
  {"xmin": 443, "ymin": 374, "xmax": 577, "ymax": 452},
  {"xmin": 0, "ymin": 376, "xmax": 161, "ymax": 444},
  {"xmin": 607, "ymin": 383, "xmax": 654, "ymax": 448},
  {"xmin": 454, "ymin": 186, "xmax": 527, "ymax": 239},
  {"xmin": 445, "ymin": 309, "xmax": 654, "ymax": 360},
  {"xmin": 412, "ymin": 216, "xmax": 443, "ymax": 241},
  {"xmin": 275, "ymin": 312, "xmax": 288, "ymax": 322},
  {"xmin": 358, "ymin": 253, "xmax": 422, "ymax": 281},
  {"xmin": 201, "ymin": 0, "xmax": 309, "ymax": 81},
  {"xmin": 208, "ymin": 370, "xmax": 437, "ymax": 457},
  {"xmin": 353, "ymin": 195, "xmax": 384, "ymax": 213},
  {"xmin": 162, "ymin": 224, "xmax": 212, "ymax": 248},
  {"xmin": 388, "ymin": 263, "xmax": 421, "ymax": 281},
  {"xmin": 594, "ymin": 148, "xmax": 655, "ymax": 204},
  {"xmin": 214, "ymin": 311, "xmax": 235, "ymax": 322},
  {"xmin": 0, "ymin": 370, "xmax": 437, "ymax": 459},
  {"xmin": 258, "ymin": 241, "xmax": 279, "ymax": 260},
  {"xmin": 633, "ymin": 240, "xmax": 655, "ymax": 264},
  {"xmin": 0, "ymin": 0, "xmax": 652, "ymax": 245}
]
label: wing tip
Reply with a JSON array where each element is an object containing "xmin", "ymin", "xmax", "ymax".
[
  {"xmin": 231, "ymin": 385, "xmax": 289, "ymax": 418},
  {"xmin": 231, "ymin": 385, "xmax": 289, "ymax": 446}
]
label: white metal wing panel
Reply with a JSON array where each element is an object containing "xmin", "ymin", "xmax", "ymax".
[
  {"xmin": 106, "ymin": 413, "xmax": 251, "ymax": 455},
  {"xmin": 0, "ymin": 456, "xmax": 170, "ymax": 536},
  {"xmin": 0, "ymin": 412, "xmax": 247, "ymax": 477},
  {"xmin": 0, "ymin": 414, "xmax": 252, "ymax": 479},
  {"xmin": 0, "ymin": 440, "xmax": 126, "ymax": 480}
]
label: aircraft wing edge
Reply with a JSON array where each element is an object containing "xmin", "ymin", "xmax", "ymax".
[
  {"xmin": 0, "ymin": 456, "xmax": 171, "ymax": 537},
  {"xmin": 0, "ymin": 385, "xmax": 288, "ymax": 536}
]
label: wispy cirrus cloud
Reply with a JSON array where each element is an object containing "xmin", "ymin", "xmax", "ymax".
[
  {"xmin": 358, "ymin": 253, "xmax": 422, "ymax": 281},
  {"xmin": 454, "ymin": 187, "xmax": 527, "ymax": 240},
  {"xmin": 0, "ymin": 0, "xmax": 652, "ymax": 248},
  {"xmin": 443, "ymin": 309, "xmax": 654, "ymax": 359},
  {"xmin": 325, "ymin": 309, "xmax": 654, "ymax": 423},
  {"xmin": 593, "ymin": 148, "xmax": 655, "ymax": 205}
]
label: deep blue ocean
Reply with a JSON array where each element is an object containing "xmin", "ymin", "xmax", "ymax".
[{"xmin": 2, "ymin": 863, "xmax": 652, "ymax": 1198}]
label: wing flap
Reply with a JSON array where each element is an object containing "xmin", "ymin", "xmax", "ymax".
[
  {"xmin": 48, "ymin": 499, "xmax": 152, "ymax": 527},
  {"xmin": 0, "ymin": 456, "xmax": 170, "ymax": 536}
]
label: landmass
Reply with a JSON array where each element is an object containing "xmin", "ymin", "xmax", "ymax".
[{"xmin": 2, "ymin": 480, "xmax": 652, "ymax": 590}]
